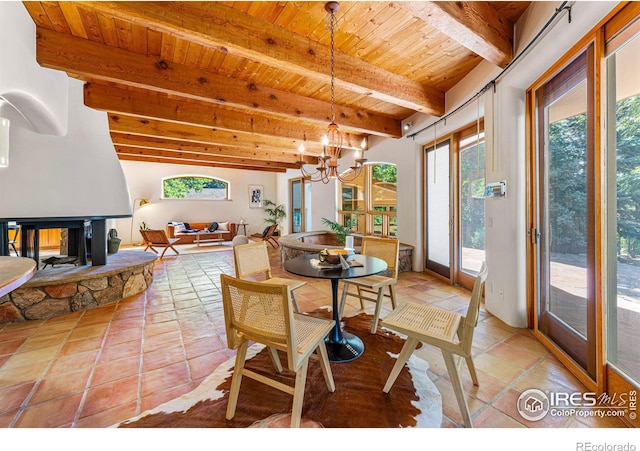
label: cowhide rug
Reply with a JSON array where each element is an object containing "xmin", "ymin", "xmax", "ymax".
[{"xmin": 116, "ymin": 312, "xmax": 442, "ymax": 428}]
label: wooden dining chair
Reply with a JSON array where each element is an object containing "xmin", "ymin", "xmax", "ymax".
[
  {"xmin": 139, "ymin": 229, "xmax": 181, "ymax": 259},
  {"xmin": 260, "ymin": 224, "xmax": 280, "ymax": 248},
  {"xmin": 219, "ymin": 274, "xmax": 335, "ymax": 428},
  {"xmin": 338, "ymin": 237, "xmax": 400, "ymax": 333},
  {"xmin": 381, "ymin": 262, "xmax": 488, "ymax": 427},
  {"xmin": 233, "ymin": 241, "xmax": 306, "ymax": 312}
]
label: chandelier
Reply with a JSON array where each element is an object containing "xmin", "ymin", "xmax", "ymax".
[{"xmin": 297, "ymin": 1, "xmax": 367, "ymax": 184}]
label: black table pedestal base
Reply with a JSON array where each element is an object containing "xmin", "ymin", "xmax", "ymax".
[
  {"xmin": 325, "ymin": 331, "xmax": 364, "ymax": 363},
  {"xmin": 283, "ymin": 255, "xmax": 387, "ymax": 364}
]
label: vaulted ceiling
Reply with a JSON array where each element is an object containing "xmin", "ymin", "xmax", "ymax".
[{"xmin": 23, "ymin": 1, "xmax": 531, "ymax": 172}]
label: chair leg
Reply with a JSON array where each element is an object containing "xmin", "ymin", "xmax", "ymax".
[
  {"xmin": 357, "ymin": 286, "xmax": 365, "ymax": 309},
  {"xmin": 464, "ymin": 354, "xmax": 479, "ymax": 386},
  {"xmin": 169, "ymin": 245, "xmax": 179, "ymax": 255},
  {"xmin": 290, "ymin": 290, "xmax": 301, "ymax": 313},
  {"xmin": 290, "ymin": 358, "xmax": 309, "ymax": 428},
  {"xmin": 267, "ymin": 346, "xmax": 283, "ymax": 373},
  {"xmin": 370, "ymin": 288, "xmax": 385, "ymax": 334},
  {"xmin": 389, "ymin": 284, "xmax": 397, "ymax": 310},
  {"xmin": 383, "ymin": 336, "xmax": 419, "ymax": 393},
  {"xmin": 226, "ymin": 340, "xmax": 249, "ymax": 420},
  {"xmin": 145, "ymin": 245, "xmax": 158, "ymax": 254},
  {"xmin": 339, "ymin": 283, "xmax": 349, "ymax": 319},
  {"xmin": 316, "ymin": 342, "xmax": 335, "ymax": 393},
  {"xmin": 159, "ymin": 247, "xmax": 169, "ymax": 259},
  {"xmin": 442, "ymin": 350, "xmax": 472, "ymax": 427}
]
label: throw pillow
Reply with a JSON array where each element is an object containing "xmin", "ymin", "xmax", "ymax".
[
  {"xmin": 218, "ymin": 222, "xmax": 229, "ymax": 231},
  {"xmin": 172, "ymin": 222, "xmax": 186, "ymax": 233},
  {"xmin": 208, "ymin": 222, "xmax": 218, "ymax": 232},
  {"xmin": 183, "ymin": 222, "xmax": 191, "ymax": 230},
  {"xmin": 261, "ymin": 225, "xmax": 271, "ymax": 237}
]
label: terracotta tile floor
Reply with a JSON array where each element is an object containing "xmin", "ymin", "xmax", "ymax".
[{"xmin": 0, "ymin": 244, "xmax": 628, "ymax": 428}]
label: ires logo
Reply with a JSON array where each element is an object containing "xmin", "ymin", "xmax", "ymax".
[
  {"xmin": 517, "ymin": 389, "xmax": 636, "ymax": 422},
  {"xmin": 517, "ymin": 389, "xmax": 550, "ymax": 421}
]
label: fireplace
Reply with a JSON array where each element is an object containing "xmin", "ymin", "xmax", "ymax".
[{"xmin": 0, "ymin": 217, "xmax": 109, "ymax": 268}]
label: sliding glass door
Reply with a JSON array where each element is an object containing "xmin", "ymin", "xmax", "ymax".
[
  {"xmin": 290, "ymin": 177, "xmax": 311, "ymax": 233},
  {"xmin": 605, "ymin": 17, "xmax": 640, "ymax": 392},
  {"xmin": 533, "ymin": 45, "xmax": 597, "ymax": 379},
  {"xmin": 458, "ymin": 129, "xmax": 485, "ymax": 288},
  {"xmin": 425, "ymin": 140, "xmax": 452, "ymax": 280}
]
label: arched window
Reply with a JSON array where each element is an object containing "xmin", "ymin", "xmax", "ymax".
[
  {"xmin": 338, "ymin": 163, "xmax": 397, "ymax": 237},
  {"xmin": 162, "ymin": 175, "xmax": 229, "ymax": 200}
]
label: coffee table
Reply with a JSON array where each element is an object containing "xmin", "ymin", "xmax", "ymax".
[
  {"xmin": 194, "ymin": 230, "xmax": 228, "ymax": 246},
  {"xmin": 283, "ymin": 253, "xmax": 387, "ymax": 362}
]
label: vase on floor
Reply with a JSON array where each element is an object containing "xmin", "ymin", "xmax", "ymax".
[{"xmin": 107, "ymin": 228, "xmax": 122, "ymax": 254}]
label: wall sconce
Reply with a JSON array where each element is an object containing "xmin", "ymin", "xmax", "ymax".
[
  {"xmin": 403, "ymin": 122, "xmax": 414, "ymax": 131},
  {"xmin": 129, "ymin": 198, "xmax": 151, "ymax": 245},
  {"xmin": 0, "ymin": 117, "xmax": 9, "ymax": 168}
]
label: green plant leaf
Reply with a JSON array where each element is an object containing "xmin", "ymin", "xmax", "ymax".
[{"xmin": 321, "ymin": 217, "xmax": 350, "ymax": 245}]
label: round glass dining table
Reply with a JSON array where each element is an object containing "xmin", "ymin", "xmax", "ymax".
[{"xmin": 283, "ymin": 253, "xmax": 387, "ymax": 362}]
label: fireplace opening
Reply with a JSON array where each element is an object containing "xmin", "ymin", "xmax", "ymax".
[{"xmin": 1, "ymin": 218, "xmax": 109, "ymax": 269}]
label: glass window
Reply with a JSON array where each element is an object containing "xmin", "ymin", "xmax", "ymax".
[
  {"xmin": 162, "ymin": 176, "xmax": 229, "ymax": 200},
  {"xmin": 339, "ymin": 163, "xmax": 397, "ymax": 237}
]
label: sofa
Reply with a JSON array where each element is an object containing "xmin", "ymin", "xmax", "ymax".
[{"xmin": 166, "ymin": 221, "xmax": 237, "ymax": 244}]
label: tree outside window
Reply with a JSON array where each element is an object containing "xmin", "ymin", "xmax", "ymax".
[
  {"xmin": 162, "ymin": 176, "xmax": 229, "ymax": 200},
  {"xmin": 339, "ymin": 163, "xmax": 397, "ymax": 237}
]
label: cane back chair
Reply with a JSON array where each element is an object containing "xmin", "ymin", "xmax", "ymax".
[
  {"xmin": 339, "ymin": 237, "xmax": 400, "ymax": 333},
  {"xmin": 381, "ymin": 262, "xmax": 488, "ymax": 427},
  {"xmin": 219, "ymin": 274, "xmax": 335, "ymax": 428},
  {"xmin": 233, "ymin": 241, "xmax": 306, "ymax": 312}
]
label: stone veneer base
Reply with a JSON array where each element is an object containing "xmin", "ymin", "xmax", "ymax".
[
  {"xmin": 279, "ymin": 231, "xmax": 414, "ymax": 273},
  {"xmin": 0, "ymin": 251, "xmax": 157, "ymax": 323}
]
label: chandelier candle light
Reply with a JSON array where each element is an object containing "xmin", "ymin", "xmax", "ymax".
[{"xmin": 297, "ymin": 1, "xmax": 367, "ymax": 184}]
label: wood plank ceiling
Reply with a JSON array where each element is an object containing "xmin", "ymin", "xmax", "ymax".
[{"xmin": 23, "ymin": 1, "xmax": 531, "ymax": 173}]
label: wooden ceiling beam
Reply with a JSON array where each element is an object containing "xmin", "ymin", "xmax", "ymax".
[
  {"xmin": 78, "ymin": 1, "xmax": 445, "ymax": 115},
  {"xmin": 114, "ymin": 145, "xmax": 300, "ymax": 170},
  {"xmin": 116, "ymin": 153, "xmax": 286, "ymax": 173},
  {"xmin": 401, "ymin": 1, "xmax": 514, "ymax": 68},
  {"xmin": 36, "ymin": 26, "xmax": 401, "ymax": 137},
  {"xmin": 110, "ymin": 132, "xmax": 317, "ymax": 165},
  {"xmin": 108, "ymin": 113, "xmax": 321, "ymax": 161},
  {"xmin": 84, "ymin": 83, "xmax": 366, "ymax": 150}
]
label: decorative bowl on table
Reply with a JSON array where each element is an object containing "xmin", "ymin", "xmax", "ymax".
[{"xmin": 319, "ymin": 249, "xmax": 343, "ymax": 265}]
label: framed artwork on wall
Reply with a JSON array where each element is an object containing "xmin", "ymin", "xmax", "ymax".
[{"xmin": 249, "ymin": 185, "xmax": 263, "ymax": 208}]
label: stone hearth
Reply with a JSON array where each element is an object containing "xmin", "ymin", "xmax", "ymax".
[{"xmin": 0, "ymin": 251, "xmax": 157, "ymax": 323}]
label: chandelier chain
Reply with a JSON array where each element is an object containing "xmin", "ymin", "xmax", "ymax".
[
  {"xmin": 329, "ymin": 8, "xmax": 336, "ymax": 124},
  {"xmin": 296, "ymin": 2, "xmax": 366, "ymax": 185}
]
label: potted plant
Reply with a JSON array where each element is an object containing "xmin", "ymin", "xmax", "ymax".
[
  {"xmin": 263, "ymin": 199, "xmax": 286, "ymax": 235},
  {"xmin": 321, "ymin": 217, "xmax": 353, "ymax": 246}
]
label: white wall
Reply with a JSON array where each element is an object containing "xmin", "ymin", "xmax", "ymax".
[
  {"xmin": 116, "ymin": 161, "xmax": 278, "ymax": 244},
  {"xmin": 0, "ymin": 2, "xmax": 130, "ymax": 221}
]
